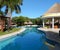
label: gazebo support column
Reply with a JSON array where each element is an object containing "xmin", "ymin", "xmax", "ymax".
[
  {"xmin": 58, "ymin": 19, "xmax": 60, "ymax": 28},
  {"xmin": 52, "ymin": 17, "xmax": 54, "ymax": 29},
  {"xmin": 43, "ymin": 19, "xmax": 45, "ymax": 28}
]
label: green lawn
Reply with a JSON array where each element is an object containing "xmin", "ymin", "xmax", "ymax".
[{"xmin": 0, "ymin": 28, "xmax": 21, "ymax": 36}]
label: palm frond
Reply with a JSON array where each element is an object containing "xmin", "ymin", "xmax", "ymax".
[
  {"xmin": 5, "ymin": 6, "xmax": 8, "ymax": 14},
  {"xmin": 0, "ymin": 0, "xmax": 23, "ymax": 14}
]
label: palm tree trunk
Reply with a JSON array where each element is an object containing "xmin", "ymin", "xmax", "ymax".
[{"xmin": 6, "ymin": 8, "xmax": 12, "ymax": 30}]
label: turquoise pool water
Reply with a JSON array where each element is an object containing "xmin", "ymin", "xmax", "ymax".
[{"xmin": 0, "ymin": 28, "xmax": 49, "ymax": 50}]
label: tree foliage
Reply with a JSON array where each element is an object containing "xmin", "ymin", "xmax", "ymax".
[
  {"xmin": 12, "ymin": 16, "xmax": 30, "ymax": 26},
  {"xmin": 0, "ymin": 0, "xmax": 23, "ymax": 15},
  {"xmin": 31, "ymin": 18, "xmax": 42, "ymax": 25},
  {"xmin": 12, "ymin": 16, "xmax": 42, "ymax": 26}
]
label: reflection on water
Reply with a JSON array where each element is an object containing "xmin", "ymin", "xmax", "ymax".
[{"xmin": 0, "ymin": 28, "xmax": 49, "ymax": 50}]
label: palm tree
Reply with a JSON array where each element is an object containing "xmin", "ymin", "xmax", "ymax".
[
  {"xmin": 0, "ymin": 0, "xmax": 23, "ymax": 15},
  {"xmin": 0, "ymin": 0, "xmax": 23, "ymax": 31},
  {"xmin": 0, "ymin": 0, "xmax": 4, "ymax": 15}
]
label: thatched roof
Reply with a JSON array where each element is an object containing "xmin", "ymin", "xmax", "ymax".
[
  {"xmin": 45, "ymin": 3, "xmax": 60, "ymax": 14},
  {"xmin": 42, "ymin": 3, "xmax": 60, "ymax": 18},
  {"xmin": 24, "ymin": 22, "xmax": 28, "ymax": 24},
  {"xmin": 24, "ymin": 21, "xmax": 33, "ymax": 25},
  {"xmin": 28, "ymin": 21, "xmax": 33, "ymax": 24}
]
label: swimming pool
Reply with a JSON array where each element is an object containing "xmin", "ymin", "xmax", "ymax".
[{"xmin": 0, "ymin": 27, "xmax": 49, "ymax": 50}]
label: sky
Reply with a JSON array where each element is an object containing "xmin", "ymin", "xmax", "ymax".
[{"xmin": 3, "ymin": 0, "xmax": 60, "ymax": 18}]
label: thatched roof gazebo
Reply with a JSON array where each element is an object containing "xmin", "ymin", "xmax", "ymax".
[
  {"xmin": 24, "ymin": 21, "xmax": 33, "ymax": 25},
  {"xmin": 24, "ymin": 22, "xmax": 28, "ymax": 25},
  {"xmin": 41, "ymin": 3, "xmax": 60, "ymax": 29}
]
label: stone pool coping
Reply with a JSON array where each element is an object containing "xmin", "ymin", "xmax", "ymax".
[
  {"xmin": 0, "ymin": 28, "xmax": 26, "ymax": 40},
  {"xmin": 37, "ymin": 28, "xmax": 60, "ymax": 43},
  {"xmin": 37, "ymin": 28, "xmax": 59, "ymax": 33},
  {"xmin": 37, "ymin": 28, "xmax": 60, "ymax": 50}
]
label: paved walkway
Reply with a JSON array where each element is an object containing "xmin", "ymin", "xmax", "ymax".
[
  {"xmin": 0, "ymin": 28, "xmax": 26, "ymax": 41},
  {"xmin": 38, "ymin": 28, "xmax": 60, "ymax": 43},
  {"xmin": 38, "ymin": 28, "xmax": 60, "ymax": 50},
  {"xmin": 45, "ymin": 31, "xmax": 60, "ymax": 50}
]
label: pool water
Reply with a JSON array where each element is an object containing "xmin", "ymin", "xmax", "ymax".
[{"xmin": 0, "ymin": 28, "xmax": 49, "ymax": 50}]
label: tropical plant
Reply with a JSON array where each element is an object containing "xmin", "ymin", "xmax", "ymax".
[
  {"xmin": 12, "ymin": 16, "xmax": 42, "ymax": 26},
  {"xmin": 0, "ymin": 0, "xmax": 23, "ymax": 15},
  {"xmin": 0, "ymin": 0, "xmax": 23, "ymax": 31},
  {"xmin": 12, "ymin": 16, "xmax": 30, "ymax": 26},
  {"xmin": 0, "ymin": 0, "xmax": 4, "ymax": 15}
]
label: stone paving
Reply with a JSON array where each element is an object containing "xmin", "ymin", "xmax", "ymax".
[{"xmin": 38, "ymin": 28, "xmax": 60, "ymax": 50}]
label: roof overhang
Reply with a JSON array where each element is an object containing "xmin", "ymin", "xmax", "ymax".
[
  {"xmin": 41, "ymin": 13, "xmax": 60, "ymax": 19},
  {"xmin": 0, "ymin": 16, "xmax": 10, "ymax": 19}
]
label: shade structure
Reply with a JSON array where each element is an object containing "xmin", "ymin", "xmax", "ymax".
[
  {"xmin": 41, "ymin": 3, "xmax": 60, "ymax": 29},
  {"xmin": 42, "ymin": 3, "xmax": 60, "ymax": 19},
  {"xmin": 24, "ymin": 22, "xmax": 28, "ymax": 25},
  {"xmin": 24, "ymin": 21, "xmax": 33, "ymax": 25},
  {"xmin": 28, "ymin": 21, "xmax": 33, "ymax": 25}
]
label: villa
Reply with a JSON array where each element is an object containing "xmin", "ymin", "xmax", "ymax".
[
  {"xmin": 42, "ymin": 3, "xmax": 60, "ymax": 29},
  {"xmin": 0, "ymin": 15, "xmax": 11, "ymax": 31}
]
